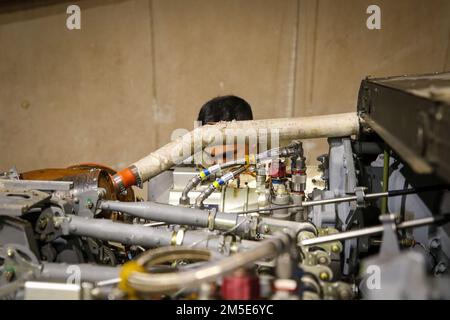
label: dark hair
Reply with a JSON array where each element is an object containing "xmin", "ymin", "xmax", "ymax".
[{"xmin": 197, "ymin": 95, "xmax": 253, "ymax": 125}]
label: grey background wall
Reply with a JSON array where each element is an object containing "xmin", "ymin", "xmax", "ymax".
[{"xmin": 1, "ymin": 0, "xmax": 449, "ymax": 196}]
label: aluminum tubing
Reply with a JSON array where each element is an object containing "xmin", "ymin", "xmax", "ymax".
[
  {"xmin": 127, "ymin": 234, "xmax": 289, "ymax": 293},
  {"xmin": 100, "ymin": 201, "xmax": 210, "ymax": 227},
  {"xmin": 66, "ymin": 215, "xmax": 174, "ymax": 248},
  {"xmin": 100, "ymin": 200, "xmax": 247, "ymax": 234},
  {"xmin": 114, "ymin": 112, "xmax": 359, "ymax": 188},
  {"xmin": 39, "ymin": 263, "xmax": 120, "ymax": 283}
]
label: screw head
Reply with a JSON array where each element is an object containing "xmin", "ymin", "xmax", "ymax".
[
  {"xmin": 331, "ymin": 244, "xmax": 340, "ymax": 253},
  {"xmin": 318, "ymin": 256, "xmax": 328, "ymax": 265},
  {"xmin": 430, "ymin": 238, "xmax": 441, "ymax": 249}
]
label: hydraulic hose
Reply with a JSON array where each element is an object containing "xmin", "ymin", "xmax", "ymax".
[
  {"xmin": 179, "ymin": 142, "xmax": 303, "ymax": 205},
  {"xmin": 195, "ymin": 166, "xmax": 248, "ymax": 208}
]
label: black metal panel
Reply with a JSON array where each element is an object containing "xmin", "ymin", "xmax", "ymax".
[{"xmin": 357, "ymin": 72, "xmax": 450, "ymax": 183}]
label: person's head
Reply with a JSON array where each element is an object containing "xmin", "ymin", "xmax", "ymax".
[{"xmin": 197, "ymin": 95, "xmax": 253, "ymax": 126}]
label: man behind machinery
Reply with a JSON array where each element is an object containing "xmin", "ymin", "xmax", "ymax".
[
  {"xmin": 197, "ymin": 95, "xmax": 253, "ymax": 164},
  {"xmin": 197, "ymin": 95, "xmax": 253, "ymax": 125}
]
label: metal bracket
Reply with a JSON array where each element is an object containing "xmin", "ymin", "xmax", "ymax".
[
  {"xmin": 0, "ymin": 188, "xmax": 51, "ymax": 217},
  {"xmin": 379, "ymin": 214, "xmax": 400, "ymax": 257},
  {"xmin": 354, "ymin": 186, "xmax": 368, "ymax": 208}
]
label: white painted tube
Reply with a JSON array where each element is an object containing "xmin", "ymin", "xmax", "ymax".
[{"xmin": 112, "ymin": 112, "xmax": 359, "ymax": 190}]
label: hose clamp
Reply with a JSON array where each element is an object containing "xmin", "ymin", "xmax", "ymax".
[
  {"xmin": 171, "ymin": 229, "xmax": 185, "ymax": 246},
  {"xmin": 175, "ymin": 229, "xmax": 185, "ymax": 246},
  {"xmin": 129, "ymin": 165, "xmax": 143, "ymax": 188},
  {"xmin": 208, "ymin": 208, "xmax": 217, "ymax": 231}
]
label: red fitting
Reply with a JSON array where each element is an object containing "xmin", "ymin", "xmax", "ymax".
[
  {"xmin": 221, "ymin": 270, "xmax": 260, "ymax": 300},
  {"xmin": 112, "ymin": 166, "xmax": 140, "ymax": 193},
  {"xmin": 270, "ymin": 161, "xmax": 286, "ymax": 178}
]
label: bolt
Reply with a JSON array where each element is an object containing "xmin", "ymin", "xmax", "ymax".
[
  {"xmin": 331, "ymin": 244, "xmax": 340, "ymax": 253},
  {"xmin": 319, "ymin": 272, "xmax": 329, "ymax": 281},
  {"xmin": 436, "ymin": 262, "xmax": 447, "ymax": 274},
  {"xmin": 87, "ymin": 200, "xmax": 94, "ymax": 209},
  {"xmin": 430, "ymin": 238, "xmax": 441, "ymax": 249},
  {"xmin": 97, "ymin": 189, "xmax": 106, "ymax": 198},
  {"xmin": 263, "ymin": 225, "xmax": 270, "ymax": 233},
  {"xmin": 318, "ymin": 256, "xmax": 328, "ymax": 265},
  {"xmin": 6, "ymin": 248, "xmax": 14, "ymax": 257}
]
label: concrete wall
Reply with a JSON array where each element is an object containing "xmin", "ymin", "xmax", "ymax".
[{"xmin": 1, "ymin": 0, "xmax": 449, "ymax": 190}]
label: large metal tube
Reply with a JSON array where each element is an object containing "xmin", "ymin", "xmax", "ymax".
[
  {"xmin": 300, "ymin": 215, "xmax": 448, "ymax": 246},
  {"xmin": 127, "ymin": 233, "xmax": 291, "ymax": 294},
  {"xmin": 38, "ymin": 263, "xmax": 120, "ymax": 283},
  {"xmin": 100, "ymin": 201, "xmax": 210, "ymax": 227},
  {"xmin": 99, "ymin": 200, "xmax": 243, "ymax": 233},
  {"xmin": 112, "ymin": 112, "xmax": 360, "ymax": 190},
  {"xmin": 66, "ymin": 215, "xmax": 174, "ymax": 247},
  {"xmin": 99, "ymin": 200, "xmax": 316, "ymax": 237},
  {"xmin": 64, "ymin": 215, "xmax": 258, "ymax": 253}
]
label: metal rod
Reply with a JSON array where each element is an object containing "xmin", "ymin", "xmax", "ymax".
[
  {"xmin": 113, "ymin": 112, "xmax": 360, "ymax": 189},
  {"xmin": 39, "ymin": 263, "xmax": 120, "ymax": 283},
  {"xmin": 100, "ymin": 201, "xmax": 210, "ymax": 228},
  {"xmin": 228, "ymin": 185, "xmax": 448, "ymax": 214},
  {"xmin": 300, "ymin": 216, "xmax": 447, "ymax": 246}
]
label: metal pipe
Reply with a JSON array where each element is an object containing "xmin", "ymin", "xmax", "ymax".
[
  {"xmin": 38, "ymin": 263, "xmax": 120, "ymax": 283},
  {"xmin": 66, "ymin": 215, "xmax": 174, "ymax": 247},
  {"xmin": 126, "ymin": 233, "xmax": 292, "ymax": 293},
  {"xmin": 100, "ymin": 200, "xmax": 245, "ymax": 235},
  {"xmin": 179, "ymin": 175, "xmax": 202, "ymax": 205},
  {"xmin": 300, "ymin": 215, "xmax": 448, "ymax": 246},
  {"xmin": 100, "ymin": 200, "xmax": 317, "ymax": 237},
  {"xmin": 228, "ymin": 185, "xmax": 449, "ymax": 214},
  {"xmin": 112, "ymin": 112, "xmax": 360, "ymax": 190},
  {"xmin": 64, "ymin": 215, "xmax": 258, "ymax": 253},
  {"xmin": 100, "ymin": 201, "xmax": 210, "ymax": 227}
]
